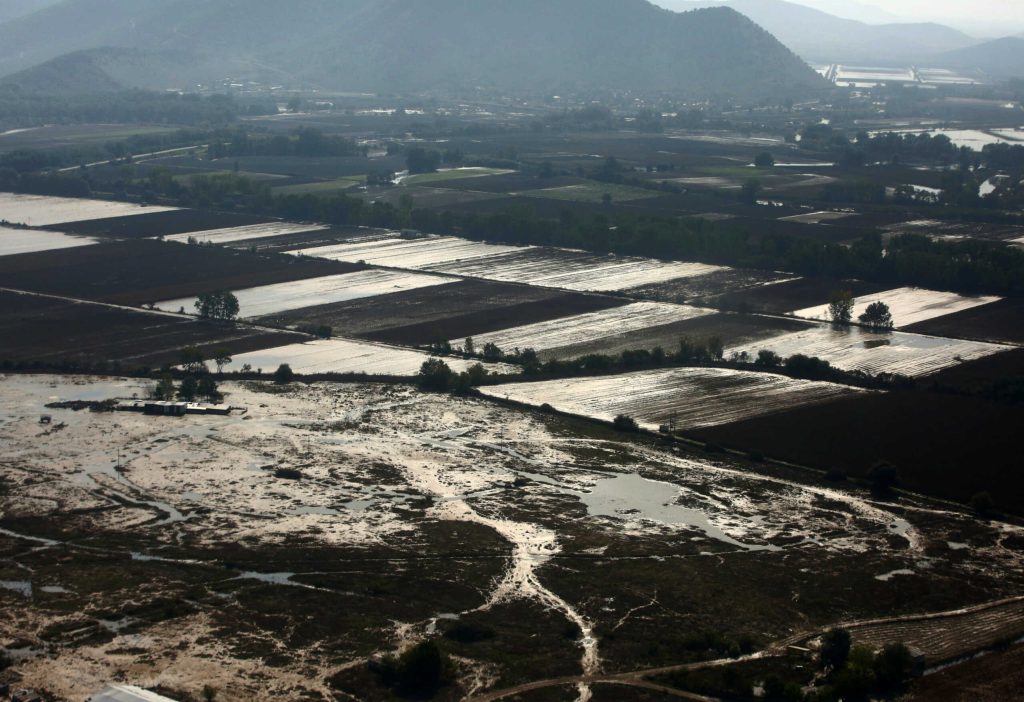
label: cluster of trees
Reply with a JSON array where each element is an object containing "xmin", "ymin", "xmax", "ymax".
[
  {"xmin": 0, "ymin": 89, "xmax": 267, "ymax": 130},
  {"xmin": 417, "ymin": 358, "xmax": 491, "ymax": 394},
  {"xmin": 828, "ymin": 291, "xmax": 894, "ymax": 331},
  {"xmin": 811, "ymin": 629, "xmax": 916, "ymax": 702},
  {"xmin": 194, "ymin": 291, "xmax": 240, "ymax": 321},
  {"xmin": 207, "ymin": 127, "xmax": 365, "ymax": 159}
]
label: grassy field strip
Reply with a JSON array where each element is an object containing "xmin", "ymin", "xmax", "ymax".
[
  {"xmin": 154, "ymin": 269, "xmax": 456, "ymax": 318},
  {"xmin": 481, "ymin": 368, "xmax": 864, "ymax": 431},
  {"xmin": 400, "ymin": 167, "xmax": 515, "ymax": 186},
  {"xmin": 514, "ymin": 182, "xmax": 658, "ymax": 203},
  {"xmin": 431, "ymin": 248, "xmax": 726, "ymax": 292},
  {"xmin": 292, "ymin": 236, "xmax": 525, "ymax": 268},
  {"xmin": 791, "ymin": 287, "xmax": 1002, "ymax": 328},
  {"xmin": 453, "ymin": 302, "xmax": 713, "ymax": 353},
  {"xmin": 271, "ymin": 177, "xmax": 366, "ymax": 195},
  {"xmin": 223, "ymin": 338, "xmax": 516, "ymax": 375},
  {"xmin": 726, "ymin": 326, "xmax": 1010, "ymax": 377},
  {"xmin": 0, "ymin": 226, "xmax": 98, "ymax": 257},
  {"xmin": 0, "ymin": 192, "xmax": 177, "ymax": 227},
  {"xmin": 163, "ymin": 222, "xmax": 330, "ymax": 245}
]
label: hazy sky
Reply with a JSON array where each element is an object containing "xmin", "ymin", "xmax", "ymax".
[{"xmin": 794, "ymin": 0, "xmax": 1024, "ymax": 35}]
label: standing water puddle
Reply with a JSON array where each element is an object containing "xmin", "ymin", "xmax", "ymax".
[{"xmin": 580, "ymin": 473, "xmax": 779, "ymax": 552}]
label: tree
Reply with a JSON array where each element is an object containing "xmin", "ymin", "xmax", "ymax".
[
  {"xmin": 859, "ymin": 301, "xmax": 894, "ymax": 331},
  {"xmin": 828, "ymin": 290, "xmax": 855, "ymax": 325},
  {"xmin": 819, "ymin": 628, "xmax": 852, "ymax": 671},
  {"xmin": 395, "ymin": 640, "xmax": 449, "ymax": 695},
  {"xmin": 970, "ymin": 491, "xmax": 995, "ymax": 518},
  {"xmin": 154, "ymin": 374, "xmax": 176, "ymax": 400},
  {"xmin": 873, "ymin": 642, "xmax": 914, "ymax": 691},
  {"xmin": 868, "ymin": 461, "xmax": 900, "ymax": 495},
  {"xmin": 201, "ymin": 685, "xmax": 217, "ymax": 702},
  {"xmin": 406, "ymin": 147, "xmax": 441, "ymax": 175},
  {"xmin": 482, "ymin": 343, "xmax": 503, "ymax": 362},
  {"xmin": 418, "ymin": 358, "xmax": 454, "ymax": 392},
  {"xmin": 463, "ymin": 337, "xmax": 475, "ymax": 356},
  {"xmin": 613, "ymin": 414, "xmax": 640, "ymax": 432},
  {"xmin": 177, "ymin": 376, "xmax": 199, "ymax": 401},
  {"xmin": 179, "ymin": 347, "xmax": 207, "ymax": 374},
  {"xmin": 195, "ymin": 291, "xmax": 240, "ymax": 321},
  {"xmin": 213, "ymin": 348, "xmax": 232, "ymax": 374},
  {"xmin": 707, "ymin": 336, "xmax": 725, "ymax": 361},
  {"xmin": 754, "ymin": 151, "xmax": 775, "ymax": 168},
  {"xmin": 273, "ymin": 364, "xmax": 295, "ymax": 385},
  {"xmin": 197, "ymin": 375, "xmax": 221, "ymax": 401},
  {"xmin": 754, "ymin": 350, "xmax": 782, "ymax": 368}
]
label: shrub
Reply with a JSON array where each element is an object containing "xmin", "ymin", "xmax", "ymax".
[
  {"xmin": 273, "ymin": 363, "xmax": 295, "ymax": 384},
  {"xmin": 612, "ymin": 414, "xmax": 640, "ymax": 432}
]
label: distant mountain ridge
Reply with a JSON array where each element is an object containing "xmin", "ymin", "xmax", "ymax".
[
  {"xmin": 0, "ymin": 0, "xmax": 826, "ymax": 99},
  {"xmin": 654, "ymin": 0, "xmax": 975, "ymax": 64},
  {"xmin": 0, "ymin": 0, "xmax": 60, "ymax": 26},
  {"xmin": 935, "ymin": 37, "xmax": 1024, "ymax": 79}
]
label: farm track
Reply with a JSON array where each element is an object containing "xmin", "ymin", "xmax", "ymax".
[{"xmin": 466, "ymin": 596, "xmax": 1024, "ymax": 702}]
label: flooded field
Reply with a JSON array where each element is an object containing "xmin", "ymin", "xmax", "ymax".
[
  {"xmin": 223, "ymin": 338, "xmax": 515, "ymax": 376},
  {"xmin": 163, "ymin": 222, "xmax": 330, "ymax": 245},
  {"xmin": 481, "ymin": 367, "xmax": 865, "ymax": 431},
  {"xmin": 2, "ymin": 375, "xmax": 1023, "ymax": 700},
  {"xmin": 430, "ymin": 247, "xmax": 726, "ymax": 292},
  {"xmin": 0, "ymin": 226, "xmax": 97, "ymax": 257},
  {"xmin": 155, "ymin": 269, "xmax": 456, "ymax": 319},
  {"xmin": 726, "ymin": 326, "xmax": 1010, "ymax": 377},
  {"xmin": 293, "ymin": 235, "xmax": 525, "ymax": 269},
  {"xmin": 0, "ymin": 192, "xmax": 176, "ymax": 227},
  {"xmin": 792, "ymin": 287, "xmax": 1001, "ymax": 328},
  {"xmin": 454, "ymin": 302, "xmax": 714, "ymax": 356}
]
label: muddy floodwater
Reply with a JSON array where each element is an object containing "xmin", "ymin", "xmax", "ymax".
[{"xmin": 2, "ymin": 374, "xmax": 1023, "ymax": 701}]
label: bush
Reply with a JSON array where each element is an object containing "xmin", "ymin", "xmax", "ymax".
[
  {"xmin": 868, "ymin": 462, "xmax": 900, "ymax": 495},
  {"xmin": 819, "ymin": 628, "xmax": 852, "ymax": 671},
  {"xmin": 970, "ymin": 491, "xmax": 995, "ymax": 518},
  {"xmin": 274, "ymin": 467, "xmax": 303, "ymax": 480},
  {"xmin": 273, "ymin": 363, "xmax": 295, "ymax": 384},
  {"xmin": 612, "ymin": 414, "xmax": 640, "ymax": 432},
  {"xmin": 395, "ymin": 641, "xmax": 450, "ymax": 696},
  {"xmin": 418, "ymin": 358, "xmax": 454, "ymax": 392},
  {"xmin": 873, "ymin": 642, "xmax": 914, "ymax": 691}
]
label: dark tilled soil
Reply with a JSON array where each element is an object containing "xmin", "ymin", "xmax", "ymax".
[
  {"xmin": 693, "ymin": 389, "xmax": 1024, "ymax": 514},
  {"xmin": 705, "ymin": 277, "xmax": 892, "ymax": 314},
  {"xmin": 259, "ymin": 279, "xmax": 629, "ymax": 345},
  {"xmin": 42, "ymin": 209, "xmax": 274, "ymax": 238},
  {"xmin": 0, "ymin": 239, "xmax": 360, "ymax": 305},
  {"xmin": 905, "ymin": 297, "xmax": 1024, "ymax": 345},
  {"xmin": 0, "ymin": 291, "xmax": 301, "ymax": 366},
  {"xmin": 900, "ymin": 643, "xmax": 1024, "ymax": 702}
]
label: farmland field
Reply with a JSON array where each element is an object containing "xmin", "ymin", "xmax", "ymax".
[
  {"xmin": 222, "ymin": 338, "xmax": 516, "ymax": 376},
  {"xmin": 481, "ymin": 367, "xmax": 865, "ymax": 431},
  {"xmin": 791, "ymin": 287, "xmax": 1001, "ymax": 328},
  {"xmin": 0, "ymin": 226, "xmax": 96, "ymax": 257},
  {"xmin": 905, "ymin": 298, "xmax": 1024, "ymax": 344},
  {"xmin": 515, "ymin": 182, "xmax": 659, "ymax": 203},
  {"xmin": 293, "ymin": 235, "xmax": 525, "ymax": 269},
  {"xmin": 400, "ymin": 167, "xmax": 514, "ymax": 186},
  {"xmin": 0, "ymin": 239, "xmax": 360, "ymax": 305},
  {"xmin": 163, "ymin": 222, "xmax": 330, "ymax": 245},
  {"xmin": 0, "ymin": 290, "xmax": 303, "ymax": 367},
  {"xmin": 726, "ymin": 326, "xmax": 1009, "ymax": 377},
  {"xmin": 539, "ymin": 312, "xmax": 815, "ymax": 360},
  {"xmin": 0, "ymin": 192, "xmax": 177, "ymax": 226},
  {"xmin": 454, "ymin": 302, "xmax": 714, "ymax": 357},
  {"xmin": 431, "ymin": 247, "xmax": 726, "ymax": 292},
  {"xmin": 270, "ymin": 177, "xmax": 365, "ymax": 195},
  {"xmin": 155, "ymin": 269, "xmax": 457, "ymax": 319},
  {"xmin": 706, "ymin": 277, "xmax": 895, "ymax": 313},
  {"xmin": 258, "ymin": 279, "xmax": 628, "ymax": 345},
  {"xmin": 41, "ymin": 209, "xmax": 274, "ymax": 239}
]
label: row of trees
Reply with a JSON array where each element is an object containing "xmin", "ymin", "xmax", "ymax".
[
  {"xmin": 207, "ymin": 127, "xmax": 365, "ymax": 159},
  {"xmin": 827, "ymin": 291, "xmax": 894, "ymax": 331}
]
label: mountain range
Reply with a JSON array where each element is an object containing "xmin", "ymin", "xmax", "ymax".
[
  {"xmin": 654, "ymin": 0, "xmax": 976, "ymax": 64},
  {"xmin": 0, "ymin": 0, "xmax": 825, "ymax": 99}
]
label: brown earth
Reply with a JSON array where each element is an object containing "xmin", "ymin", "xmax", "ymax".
[
  {"xmin": 43, "ymin": 209, "xmax": 274, "ymax": 238},
  {"xmin": 259, "ymin": 279, "xmax": 629, "ymax": 346},
  {"xmin": 0, "ymin": 239, "xmax": 360, "ymax": 306},
  {"xmin": 0, "ymin": 291, "xmax": 302, "ymax": 368},
  {"xmin": 703, "ymin": 277, "xmax": 891, "ymax": 314},
  {"xmin": 905, "ymin": 297, "xmax": 1024, "ymax": 345},
  {"xmin": 900, "ymin": 643, "xmax": 1024, "ymax": 702}
]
